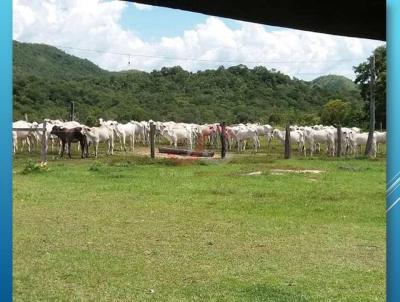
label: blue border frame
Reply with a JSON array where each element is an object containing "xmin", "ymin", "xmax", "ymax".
[
  {"xmin": 0, "ymin": 0, "xmax": 12, "ymax": 301},
  {"xmin": 387, "ymin": 0, "xmax": 399, "ymax": 301}
]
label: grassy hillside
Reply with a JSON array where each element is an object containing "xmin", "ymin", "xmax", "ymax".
[{"xmin": 13, "ymin": 41, "xmax": 363, "ymax": 125}]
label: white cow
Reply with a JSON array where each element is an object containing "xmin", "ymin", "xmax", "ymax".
[
  {"xmin": 351, "ymin": 127, "xmax": 362, "ymax": 133},
  {"xmin": 161, "ymin": 127, "xmax": 193, "ymax": 149},
  {"xmin": 227, "ymin": 126, "xmax": 259, "ymax": 152},
  {"xmin": 375, "ymin": 131, "xmax": 386, "ymax": 153},
  {"xmin": 113, "ymin": 122, "xmax": 136, "ymax": 152},
  {"xmin": 130, "ymin": 120, "xmax": 148, "ymax": 145},
  {"xmin": 310, "ymin": 128, "xmax": 336, "ymax": 156},
  {"xmin": 60, "ymin": 121, "xmax": 82, "ymax": 128},
  {"xmin": 12, "ymin": 120, "xmax": 39, "ymax": 154},
  {"xmin": 339, "ymin": 127, "xmax": 355, "ymax": 155},
  {"xmin": 348, "ymin": 132, "xmax": 377, "ymax": 157},
  {"xmin": 82, "ymin": 125, "xmax": 115, "ymax": 157},
  {"xmin": 247, "ymin": 123, "xmax": 273, "ymax": 150},
  {"xmin": 272, "ymin": 128, "xmax": 305, "ymax": 156}
]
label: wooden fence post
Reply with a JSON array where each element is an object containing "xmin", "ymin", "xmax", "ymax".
[
  {"xmin": 41, "ymin": 121, "xmax": 47, "ymax": 163},
  {"xmin": 284, "ymin": 124, "xmax": 291, "ymax": 159},
  {"xmin": 150, "ymin": 122, "xmax": 155, "ymax": 159},
  {"xmin": 336, "ymin": 125, "xmax": 342, "ymax": 158},
  {"xmin": 220, "ymin": 122, "xmax": 226, "ymax": 159}
]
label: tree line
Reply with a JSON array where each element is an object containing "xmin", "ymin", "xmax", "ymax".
[{"xmin": 13, "ymin": 41, "xmax": 386, "ymax": 128}]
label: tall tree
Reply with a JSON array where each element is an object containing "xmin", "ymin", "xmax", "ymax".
[
  {"xmin": 354, "ymin": 45, "xmax": 386, "ymax": 129},
  {"xmin": 320, "ymin": 99, "xmax": 351, "ymax": 125}
]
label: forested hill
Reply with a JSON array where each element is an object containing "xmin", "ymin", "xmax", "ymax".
[
  {"xmin": 13, "ymin": 40, "xmax": 363, "ymax": 125},
  {"xmin": 312, "ymin": 75, "xmax": 361, "ymax": 100},
  {"xmin": 13, "ymin": 41, "xmax": 108, "ymax": 80}
]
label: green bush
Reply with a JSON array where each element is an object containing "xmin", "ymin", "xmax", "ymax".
[{"xmin": 21, "ymin": 160, "xmax": 49, "ymax": 175}]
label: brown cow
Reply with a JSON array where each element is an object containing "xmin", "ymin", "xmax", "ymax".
[{"xmin": 50, "ymin": 126, "xmax": 88, "ymax": 158}]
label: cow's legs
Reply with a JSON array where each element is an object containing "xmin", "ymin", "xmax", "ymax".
[
  {"xmin": 60, "ymin": 141, "xmax": 65, "ymax": 158},
  {"xmin": 80, "ymin": 140, "xmax": 85, "ymax": 158},
  {"xmin": 95, "ymin": 142, "xmax": 99, "ymax": 158},
  {"xmin": 67, "ymin": 142, "xmax": 72, "ymax": 158},
  {"xmin": 26, "ymin": 138, "xmax": 31, "ymax": 153}
]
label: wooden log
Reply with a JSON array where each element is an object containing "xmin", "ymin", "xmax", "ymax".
[{"xmin": 159, "ymin": 147, "xmax": 214, "ymax": 157}]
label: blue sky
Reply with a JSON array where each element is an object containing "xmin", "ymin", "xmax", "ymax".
[
  {"xmin": 120, "ymin": 3, "xmax": 243, "ymax": 41},
  {"xmin": 13, "ymin": 0, "xmax": 384, "ymax": 80}
]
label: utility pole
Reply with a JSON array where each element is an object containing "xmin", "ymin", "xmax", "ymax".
[
  {"xmin": 365, "ymin": 55, "xmax": 376, "ymax": 156},
  {"xmin": 70, "ymin": 101, "xmax": 75, "ymax": 121}
]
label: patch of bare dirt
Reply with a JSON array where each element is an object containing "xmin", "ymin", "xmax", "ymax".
[{"xmin": 270, "ymin": 169, "xmax": 325, "ymax": 175}]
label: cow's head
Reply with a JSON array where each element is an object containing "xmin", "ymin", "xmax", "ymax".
[
  {"xmin": 161, "ymin": 128, "xmax": 173, "ymax": 137},
  {"xmin": 208, "ymin": 125, "xmax": 216, "ymax": 133},
  {"xmin": 81, "ymin": 127, "xmax": 91, "ymax": 135},
  {"xmin": 342, "ymin": 130, "xmax": 354, "ymax": 143},
  {"xmin": 50, "ymin": 125, "xmax": 61, "ymax": 135}
]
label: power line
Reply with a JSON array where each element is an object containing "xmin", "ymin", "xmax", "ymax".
[{"xmin": 54, "ymin": 44, "xmax": 367, "ymax": 65}]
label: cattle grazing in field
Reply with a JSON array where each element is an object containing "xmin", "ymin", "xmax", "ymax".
[
  {"xmin": 227, "ymin": 126, "xmax": 259, "ymax": 152},
  {"xmin": 348, "ymin": 132, "xmax": 377, "ymax": 158},
  {"xmin": 12, "ymin": 120, "xmax": 39, "ymax": 154},
  {"xmin": 13, "ymin": 117, "xmax": 384, "ymax": 160},
  {"xmin": 82, "ymin": 125, "xmax": 115, "ymax": 157},
  {"xmin": 160, "ymin": 127, "xmax": 193, "ymax": 149},
  {"xmin": 115, "ymin": 122, "xmax": 136, "ymax": 152},
  {"xmin": 302, "ymin": 127, "xmax": 335, "ymax": 156},
  {"xmin": 273, "ymin": 128, "xmax": 306, "ymax": 156},
  {"xmin": 50, "ymin": 126, "xmax": 88, "ymax": 158},
  {"xmin": 375, "ymin": 131, "xmax": 386, "ymax": 153}
]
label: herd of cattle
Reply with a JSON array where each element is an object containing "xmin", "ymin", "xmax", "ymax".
[{"xmin": 12, "ymin": 119, "xmax": 386, "ymax": 158}]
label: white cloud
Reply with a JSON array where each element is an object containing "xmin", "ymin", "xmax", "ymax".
[
  {"xmin": 133, "ymin": 3, "xmax": 153, "ymax": 11},
  {"xmin": 13, "ymin": 0, "xmax": 384, "ymax": 80}
]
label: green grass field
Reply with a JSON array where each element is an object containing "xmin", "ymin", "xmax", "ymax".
[{"xmin": 13, "ymin": 143, "xmax": 385, "ymax": 301}]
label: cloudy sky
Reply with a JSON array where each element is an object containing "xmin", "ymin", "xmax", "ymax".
[{"xmin": 13, "ymin": 0, "xmax": 385, "ymax": 81}]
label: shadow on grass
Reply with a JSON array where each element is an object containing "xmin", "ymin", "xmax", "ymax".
[
  {"xmin": 237, "ymin": 284, "xmax": 309, "ymax": 302},
  {"xmin": 181, "ymin": 283, "xmax": 309, "ymax": 302}
]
